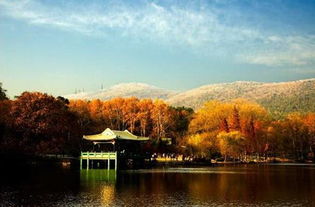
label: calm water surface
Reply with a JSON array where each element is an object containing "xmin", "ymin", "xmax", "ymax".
[{"xmin": 1, "ymin": 164, "xmax": 315, "ymax": 206}]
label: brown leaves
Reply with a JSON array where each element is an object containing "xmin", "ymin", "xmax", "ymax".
[{"xmin": 5, "ymin": 92, "xmax": 80, "ymax": 154}]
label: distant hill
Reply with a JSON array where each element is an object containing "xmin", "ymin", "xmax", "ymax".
[
  {"xmin": 65, "ymin": 79, "xmax": 315, "ymax": 117},
  {"xmin": 65, "ymin": 83, "xmax": 176, "ymax": 100},
  {"xmin": 167, "ymin": 79, "xmax": 315, "ymax": 117}
]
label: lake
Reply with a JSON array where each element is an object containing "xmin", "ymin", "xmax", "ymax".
[{"xmin": 1, "ymin": 164, "xmax": 315, "ymax": 206}]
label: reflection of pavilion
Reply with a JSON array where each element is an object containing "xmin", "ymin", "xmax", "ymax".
[
  {"xmin": 80, "ymin": 169, "xmax": 116, "ymax": 206},
  {"xmin": 80, "ymin": 128, "xmax": 149, "ymax": 170}
]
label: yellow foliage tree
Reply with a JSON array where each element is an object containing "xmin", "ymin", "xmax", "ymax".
[
  {"xmin": 186, "ymin": 99, "xmax": 269, "ymax": 159},
  {"xmin": 217, "ymin": 131, "xmax": 245, "ymax": 161}
]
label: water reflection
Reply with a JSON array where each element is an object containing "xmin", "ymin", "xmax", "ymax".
[
  {"xmin": 78, "ymin": 165, "xmax": 315, "ymax": 206},
  {"xmin": 80, "ymin": 169, "xmax": 116, "ymax": 184},
  {"xmin": 80, "ymin": 170, "xmax": 116, "ymax": 206},
  {"xmin": 1, "ymin": 165, "xmax": 315, "ymax": 206}
]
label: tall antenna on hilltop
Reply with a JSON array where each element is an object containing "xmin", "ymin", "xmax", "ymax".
[{"xmin": 101, "ymin": 84, "xmax": 103, "ymax": 90}]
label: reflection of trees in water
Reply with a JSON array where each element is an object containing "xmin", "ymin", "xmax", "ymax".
[
  {"xmin": 184, "ymin": 166, "xmax": 315, "ymax": 203},
  {"xmin": 116, "ymin": 166, "xmax": 315, "ymax": 205},
  {"xmin": 78, "ymin": 166, "xmax": 315, "ymax": 206}
]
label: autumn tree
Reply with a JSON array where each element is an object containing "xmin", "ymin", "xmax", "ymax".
[
  {"xmin": 89, "ymin": 99, "xmax": 103, "ymax": 121},
  {"xmin": 189, "ymin": 101, "xmax": 232, "ymax": 134},
  {"xmin": 107, "ymin": 98, "xmax": 125, "ymax": 130},
  {"xmin": 88, "ymin": 99, "xmax": 106, "ymax": 132},
  {"xmin": 304, "ymin": 113, "xmax": 315, "ymax": 157},
  {"xmin": 220, "ymin": 118, "xmax": 229, "ymax": 133},
  {"xmin": 232, "ymin": 99, "xmax": 269, "ymax": 157},
  {"xmin": 279, "ymin": 113, "xmax": 310, "ymax": 160},
  {"xmin": 217, "ymin": 131, "xmax": 245, "ymax": 161},
  {"xmin": 137, "ymin": 99, "xmax": 154, "ymax": 137},
  {"xmin": 69, "ymin": 99, "xmax": 93, "ymax": 134},
  {"xmin": 10, "ymin": 92, "xmax": 80, "ymax": 154},
  {"xmin": 231, "ymin": 106, "xmax": 241, "ymax": 131},
  {"xmin": 186, "ymin": 132, "xmax": 218, "ymax": 158},
  {"xmin": 185, "ymin": 99, "xmax": 269, "ymax": 160},
  {"xmin": 151, "ymin": 100, "xmax": 172, "ymax": 140},
  {"xmin": 123, "ymin": 97, "xmax": 140, "ymax": 133}
]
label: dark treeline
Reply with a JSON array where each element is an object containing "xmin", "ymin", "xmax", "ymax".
[{"xmin": 0, "ymin": 83, "xmax": 315, "ymax": 161}]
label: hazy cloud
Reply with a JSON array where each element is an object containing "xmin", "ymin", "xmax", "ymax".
[
  {"xmin": 240, "ymin": 35, "xmax": 315, "ymax": 66},
  {"xmin": 1, "ymin": 0, "xmax": 315, "ymax": 67},
  {"xmin": 0, "ymin": 0, "xmax": 261, "ymax": 44}
]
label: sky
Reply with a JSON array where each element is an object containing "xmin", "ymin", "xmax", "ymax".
[{"xmin": 1, "ymin": 0, "xmax": 315, "ymax": 98}]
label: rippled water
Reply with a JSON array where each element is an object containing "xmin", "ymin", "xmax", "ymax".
[{"xmin": 1, "ymin": 164, "xmax": 315, "ymax": 206}]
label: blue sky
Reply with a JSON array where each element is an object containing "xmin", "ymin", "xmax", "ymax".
[{"xmin": 1, "ymin": 0, "xmax": 315, "ymax": 97}]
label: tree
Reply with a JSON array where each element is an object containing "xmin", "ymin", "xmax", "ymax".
[
  {"xmin": 0, "ymin": 82, "xmax": 10, "ymax": 142},
  {"xmin": 0, "ymin": 99, "xmax": 11, "ymax": 146},
  {"xmin": 231, "ymin": 106, "xmax": 241, "ymax": 131},
  {"xmin": 0, "ymin": 83, "xmax": 8, "ymax": 100},
  {"xmin": 69, "ymin": 99, "xmax": 92, "ymax": 134},
  {"xmin": 137, "ymin": 99, "xmax": 154, "ymax": 137},
  {"xmin": 168, "ymin": 106, "xmax": 194, "ymax": 143},
  {"xmin": 151, "ymin": 100, "xmax": 171, "ymax": 140},
  {"xmin": 186, "ymin": 132, "xmax": 218, "ymax": 158},
  {"xmin": 282, "ymin": 113, "xmax": 310, "ymax": 160},
  {"xmin": 220, "ymin": 118, "xmax": 229, "ymax": 133},
  {"xmin": 108, "ymin": 98, "xmax": 125, "ymax": 130},
  {"xmin": 232, "ymin": 99, "xmax": 269, "ymax": 156},
  {"xmin": 10, "ymin": 92, "xmax": 80, "ymax": 154},
  {"xmin": 304, "ymin": 113, "xmax": 315, "ymax": 157},
  {"xmin": 123, "ymin": 97, "xmax": 140, "ymax": 133},
  {"xmin": 186, "ymin": 99, "xmax": 269, "ymax": 159},
  {"xmin": 217, "ymin": 131, "xmax": 246, "ymax": 161},
  {"xmin": 189, "ymin": 101, "xmax": 232, "ymax": 134}
]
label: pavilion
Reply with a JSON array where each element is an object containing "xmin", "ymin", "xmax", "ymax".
[{"xmin": 80, "ymin": 128, "xmax": 150, "ymax": 170}]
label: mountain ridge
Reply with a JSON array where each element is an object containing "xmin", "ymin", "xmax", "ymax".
[
  {"xmin": 65, "ymin": 82, "xmax": 177, "ymax": 100},
  {"xmin": 64, "ymin": 79, "xmax": 315, "ymax": 115}
]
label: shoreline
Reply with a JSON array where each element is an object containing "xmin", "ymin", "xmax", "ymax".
[{"xmin": 1, "ymin": 153, "xmax": 314, "ymax": 171}]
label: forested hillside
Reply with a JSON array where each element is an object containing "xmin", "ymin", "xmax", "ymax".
[
  {"xmin": 65, "ymin": 79, "xmax": 315, "ymax": 118},
  {"xmin": 168, "ymin": 79, "xmax": 315, "ymax": 118}
]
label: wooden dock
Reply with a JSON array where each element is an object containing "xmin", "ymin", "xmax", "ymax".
[{"xmin": 80, "ymin": 152, "xmax": 118, "ymax": 170}]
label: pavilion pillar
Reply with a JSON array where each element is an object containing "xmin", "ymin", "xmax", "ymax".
[
  {"xmin": 107, "ymin": 155, "xmax": 110, "ymax": 170},
  {"xmin": 115, "ymin": 151, "xmax": 118, "ymax": 171},
  {"xmin": 87, "ymin": 152, "xmax": 89, "ymax": 170}
]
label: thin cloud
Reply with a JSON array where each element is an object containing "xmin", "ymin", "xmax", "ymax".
[
  {"xmin": 240, "ymin": 35, "xmax": 315, "ymax": 66},
  {"xmin": 0, "ymin": 0, "xmax": 261, "ymax": 45},
  {"xmin": 1, "ymin": 0, "xmax": 315, "ymax": 68}
]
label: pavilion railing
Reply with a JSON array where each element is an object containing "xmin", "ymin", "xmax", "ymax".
[
  {"xmin": 81, "ymin": 152, "xmax": 117, "ymax": 159},
  {"xmin": 80, "ymin": 151, "xmax": 118, "ymax": 170}
]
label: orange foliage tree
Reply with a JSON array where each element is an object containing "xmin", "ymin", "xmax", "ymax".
[
  {"xmin": 69, "ymin": 97, "xmax": 193, "ymax": 149},
  {"xmin": 7, "ymin": 92, "xmax": 80, "ymax": 154},
  {"xmin": 2, "ymin": 87, "xmax": 314, "ymax": 162}
]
